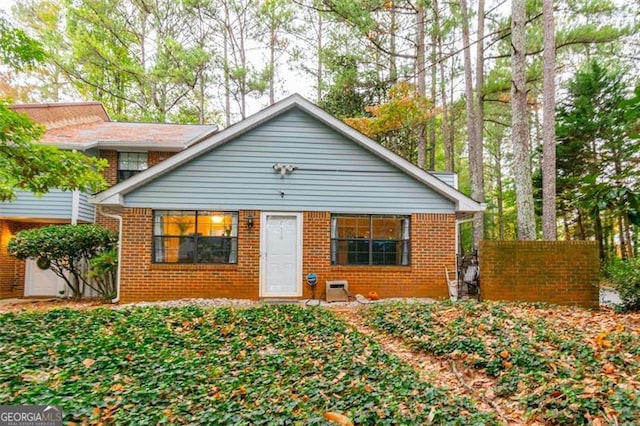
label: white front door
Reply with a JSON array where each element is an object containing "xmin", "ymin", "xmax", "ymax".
[
  {"xmin": 25, "ymin": 259, "xmax": 66, "ymax": 296},
  {"xmin": 260, "ymin": 212, "xmax": 302, "ymax": 298}
]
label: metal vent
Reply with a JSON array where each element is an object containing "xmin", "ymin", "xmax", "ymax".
[{"xmin": 326, "ymin": 280, "xmax": 349, "ymax": 303}]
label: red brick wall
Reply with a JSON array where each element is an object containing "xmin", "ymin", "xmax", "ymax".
[
  {"xmin": 479, "ymin": 240, "xmax": 600, "ymax": 309},
  {"xmin": 99, "ymin": 149, "xmax": 118, "ymax": 187},
  {"xmin": 118, "ymin": 209, "xmax": 456, "ymax": 303},
  {"xmin": 148, "ymin": 151, "xmax": 175, "ymax": 167},
  {"xmin": 0, "ymin": 220, "xmax": 48, "ymax": 299}
]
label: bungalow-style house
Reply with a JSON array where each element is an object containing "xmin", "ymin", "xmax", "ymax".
[
  {"xmin": 0, "ymin": 102, "xmax": 217, "ymax": 298},
  {"xmin": 90, "ymin": 94, "xmax": 483, "ymax": 303}
]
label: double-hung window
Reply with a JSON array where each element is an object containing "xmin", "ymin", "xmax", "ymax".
[
  {"xmin": 331, "ymin": 215, "xmax": 410, "ymax": 265},
  {"xmin": 118, "ymin": 152, "xmax": 148, "ymax": 182},
  {"xmin": 153, "ymin": 211, "xmax": 238, "ymax": 264}
]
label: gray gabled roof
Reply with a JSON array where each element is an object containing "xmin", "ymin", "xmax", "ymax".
[{"xmin": 90, "ymin": 94, "xmax": 482, "ymax": 214}]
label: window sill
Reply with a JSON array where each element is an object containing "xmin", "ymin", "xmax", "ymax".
[{"xmin": 150, "ymin": 263, "xmax": 238, "ymax": 271}]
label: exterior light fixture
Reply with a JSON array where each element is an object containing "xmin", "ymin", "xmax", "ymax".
[
  {"xmin": 247, "ymin": 215, "xmax": 254, "ymax": 229},
  {"xmin": 273, "ymin": 163, "xmax": 296, "ymax": 177}
]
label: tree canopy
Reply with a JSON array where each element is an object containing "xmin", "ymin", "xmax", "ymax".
[
  {"xmin": 0, "ymin": 16, "xmax": 106, "ymax": 201},
  {"xmin": 4, "ymin": 0, "xmax": 639, "ymax": 256}
]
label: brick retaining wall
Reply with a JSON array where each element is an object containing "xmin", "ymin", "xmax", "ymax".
[{"xmin": 479, "ymin": 240, "xmax": 600, "ymax": 309}]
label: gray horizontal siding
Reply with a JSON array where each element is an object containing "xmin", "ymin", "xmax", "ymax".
[
  {"xmin": 78, "ymin": 192, "xmax": 96, "ymax": 223},
  {"xmin": 431, "ymin": 172, "xmax": 457, "ymax": 188},
  {"xmin": 0, "ymin": 190, "xmax": 95, "ymax": 223},
  {"xmin": 124, "ymin": 109, "xmax": 455, "ymax": 214},
  {"xmin": 0, "ymin": 190, "xmax": 73, "ymax": 220}
]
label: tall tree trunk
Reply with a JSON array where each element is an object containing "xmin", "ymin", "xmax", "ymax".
[
  {"xmin": 416, "ymin": 4, "xmax": 427, "ymax": 170},
  {"xmin": 618, "ymin": 214, "xmax": 627, "ymax": 259},
  {"xmin": 223, "ymin": 4, "xmax": 231, "ymax": 127},
  {"xmin": 563, "ymin": 211, "xmax": 570, "ymax": 240},
  {"xmin": 623, "ymin": 213, "xmax": 634, "ymax": 258},
  {"xmin": 594, "ymin": 208, "xmax": 605, "ymax": 261},
  {"xmin": 460, "ymin": 0, "xmax": 482, "ymax": 244},
  {"xmin": 449, "ymin": 55, "xmax": 456, "ymax": 168},
  {"xmin": 577, "ymin": 208, "xmax": 586, "ymax": 239},
  {"xmin": 316, "ymin": 11, "xmax": 323, "ymax": 101},
  {"xmin": 474, "ymin": 0, "xmax": 486, "ymax": 244},
  {"xmin": 496, "ymin": 148, "xmax": 505, "ymax": 240},
  {"xmin": 269, "ymin": 26, "xmax": 276, "ymax": 105},
  {"xmin": 389, "ymin": 4, "xmax": 397, "ymax": 83},
  {"xmin": 542, "ymin": 0, "xmax": 557, "ymax": 240},
  {"xmin": 429, "ymin": 32, "xmax": 437, "ymax": 170},
  {"xmin": 511, "ymin": 0, "xmax": 536, "ymax": 240},
  {"xmin": 433, "ymin": 0, "xmax": 453, "ymax": 172},
  {"xmin": 633, "ymin": 220, "xmax": 640, "ymax": 257}
]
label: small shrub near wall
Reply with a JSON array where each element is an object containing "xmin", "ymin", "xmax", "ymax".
[
  {"xmin": 606, "ymin": 257, "xmax": 640, "ymax": 311},
  {"xmin": 8, "ymin": 224, "xmax": 118, "ymax": 299}
]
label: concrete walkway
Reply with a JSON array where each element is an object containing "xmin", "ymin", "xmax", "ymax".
[{"xmin": 0, "ymin": 297, "xmax": 56, "ymax": 307}]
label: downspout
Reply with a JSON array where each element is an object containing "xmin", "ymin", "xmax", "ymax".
[
  {"xmin": 97, "ymin": 206, "xmax": 123, "ymax": 304},
  {"xmin": 71, "ymin": 190, "xmax": 80, "ymax": 225}
]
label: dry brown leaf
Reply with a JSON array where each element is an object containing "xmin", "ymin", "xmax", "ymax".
[
  {"xmin": 323, "ymin": 412, "xmax": 354, "ymax": 426},
  {"xmin": 82, "ymin": 358, "xmax": 96, "ymax": 368},
  {"xmin": 110, "ymin": 383, "xmax": 124, "ymax": 392}
]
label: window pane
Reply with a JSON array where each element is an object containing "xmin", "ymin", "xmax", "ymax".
[
  {"xmin": 372, "ymin": 240, "xmax": 400, "ymax": 265},
  {"xmin": 154, "ymin": 236, "xmax": 195, "ymax": 263},
  {"xmin": 197, "ymin": 212, "xmax": 238, "ymax": 237},
  {"xmin": 372, "ymin": 216, "xmax": 403, "ymax": 240},
  {"xmin": 118, "ymin": 152, "xmax": 148, "ymax": 171},
  {"xmin": 136, "ymin": 153, "xmax": 148, "ymax": 171},
  {"xmin": 154, "ymin": 211, "xmax": 196, "ymax": 236},
  {"xmin": 347, "ymin": 240, "xmax": 370, "ymax": 264},
  {"xmin": 337, "ymin": 216, "xmax": 369, "ymax": 239},
  {"xmin": 196, "ymin": 237, "xmax": 236, "ymax": 263}
]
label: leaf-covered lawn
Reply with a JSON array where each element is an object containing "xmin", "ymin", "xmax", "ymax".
[
  {"xmin": 361, "ymin": 301, "xmax": 640, "ymax": 425},
  {"xmin": 0, "ymin": 305, "xmax": 495, "ymax": 425}
]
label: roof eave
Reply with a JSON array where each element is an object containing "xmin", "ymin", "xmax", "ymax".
[{"xmin": 89, "ymin": 193, "xmax": 123, "ymax": 207}]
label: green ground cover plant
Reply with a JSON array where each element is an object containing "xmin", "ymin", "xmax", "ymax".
[
  {"xmin": 606, "ymin": 257, "xmax": 640, "ymax": 311},
  {"xmin": 0, "ymin": 304, "xmax": 495, "ymax": 425},
  {"xmin": 361, "ymin": 301, "xmax": 640, "ymax": 425}
]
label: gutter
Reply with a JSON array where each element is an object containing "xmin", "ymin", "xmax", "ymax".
[{"xmin": 97, "ymin": 206, "xmax": 123, "ymax": 304}]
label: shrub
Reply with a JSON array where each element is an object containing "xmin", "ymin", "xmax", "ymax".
[
  {"xmin": 88, "ymin": 249, "xmax": 118, "ymax": 300},
  {"xmin": 8, "ymin": 224, "xmax": 118, "ymax": 299},
  {"xmin": 605, "ymin": 257, "xmax": 640, "ymax": 311}
]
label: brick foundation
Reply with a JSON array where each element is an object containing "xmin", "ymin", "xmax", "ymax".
[
  {"xmin": 479, "ymin": 240, "xmax": 600, "ymax": 309},
  {"xmin": 118, "ymin": 209, "xmax": 456, "ymax": 303}
]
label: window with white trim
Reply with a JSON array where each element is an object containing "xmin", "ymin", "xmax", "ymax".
[{"xmin": 330, "ymin": 215, "xmax": 410, "ymax": 265}]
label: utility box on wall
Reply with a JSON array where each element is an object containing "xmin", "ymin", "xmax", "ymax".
[{"xmin": 326, "ymin": 280, "xmax": 349, "ymax": 303}]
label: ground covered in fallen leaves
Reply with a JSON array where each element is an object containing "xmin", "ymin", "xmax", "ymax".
[
  {"xmin": 0, "ymin": 304, "xmax": 496, "ymax": 425},
  {"xmin": 361, "ymin": 301, "xmax": 640, "ymax": 425}
]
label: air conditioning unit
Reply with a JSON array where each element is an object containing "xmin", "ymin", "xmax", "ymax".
[{"xmin": 326, "ymin": 280, "xmax": 349, "ymax": 303}]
